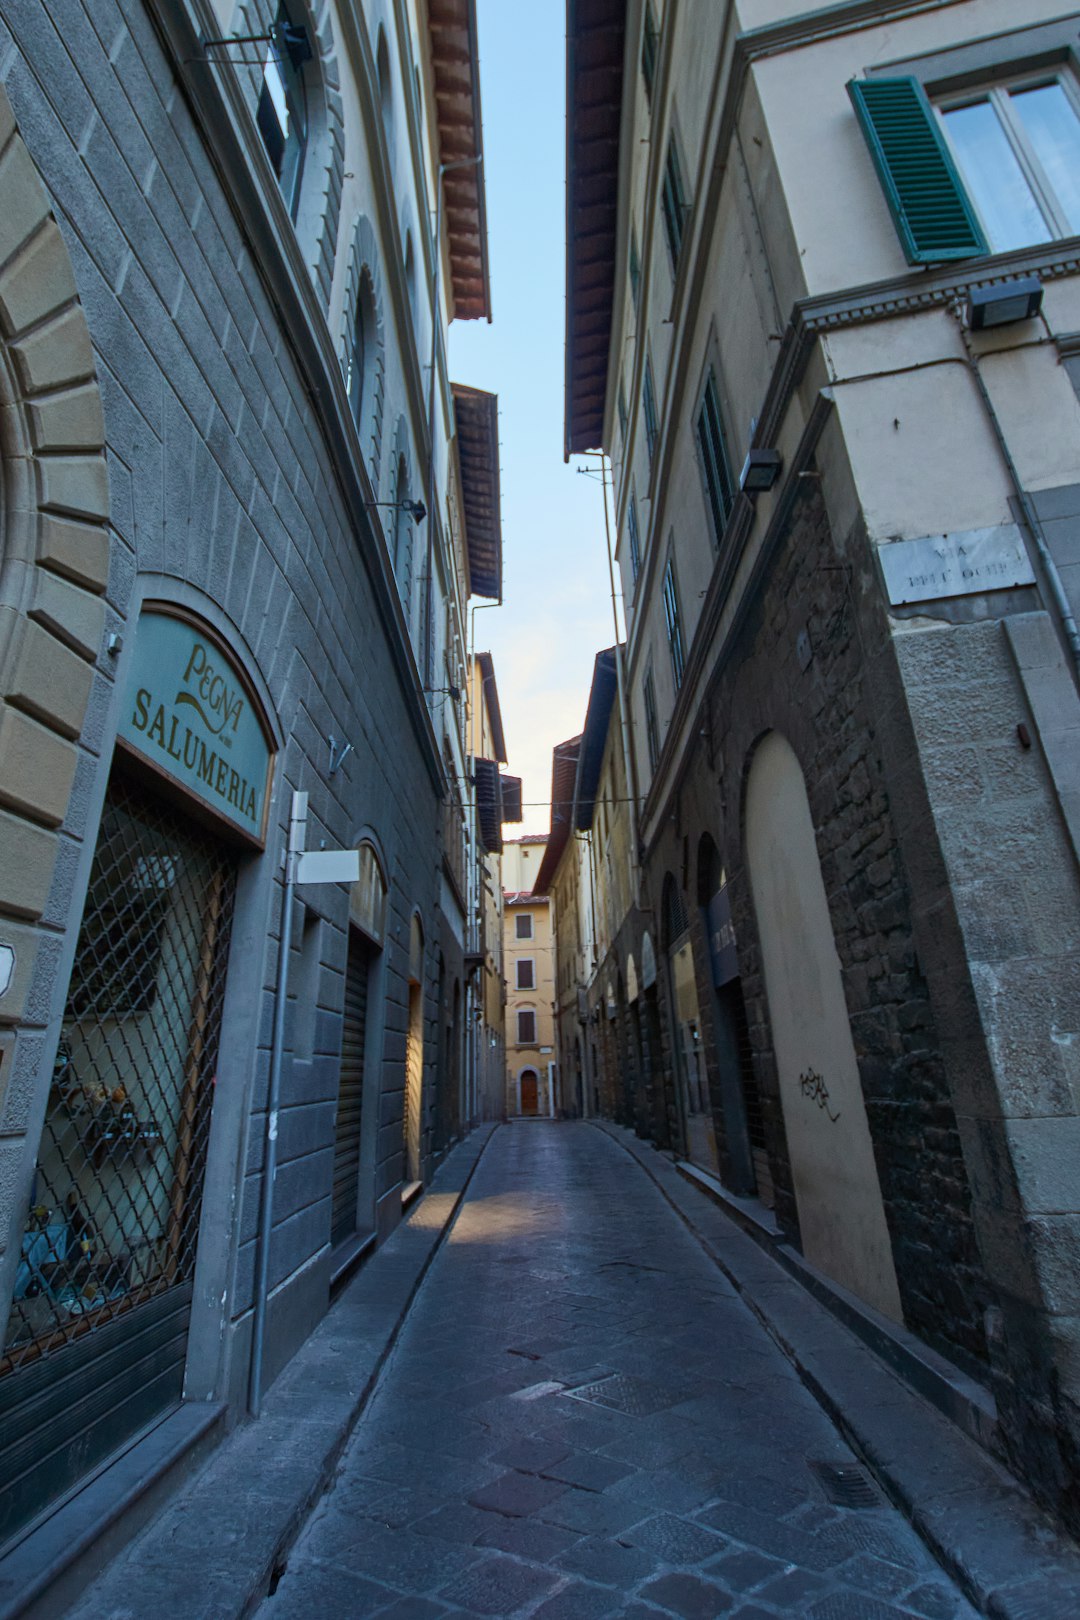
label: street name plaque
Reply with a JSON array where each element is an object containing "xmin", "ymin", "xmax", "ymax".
[{"xmin": 880, "ymin": 525, "xmax": 1035, "ymax": 606}]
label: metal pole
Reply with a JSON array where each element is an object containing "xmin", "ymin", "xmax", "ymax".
[{"xmin": 248, "ymin": 789, "xmax": 307, "ymax": 1417}]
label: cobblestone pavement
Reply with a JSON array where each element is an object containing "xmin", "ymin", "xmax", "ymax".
[{"xmin": 260, "ymin": 1122, "xmax": 980, "ymax": 1619}]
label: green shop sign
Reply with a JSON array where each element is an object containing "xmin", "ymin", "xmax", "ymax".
[{"xmin": 118, "ymin": 608, "xmax": 274, "ymax": 842}]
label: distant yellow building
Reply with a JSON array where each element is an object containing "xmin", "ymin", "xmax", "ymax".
[{"xmin": 502, "ymin": 839, "xmax": 556, "ymax": 1117}]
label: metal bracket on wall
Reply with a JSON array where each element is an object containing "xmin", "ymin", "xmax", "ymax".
[{"xmin": 328, "ymin": 736, "xmax": 353, "ymax": 777}]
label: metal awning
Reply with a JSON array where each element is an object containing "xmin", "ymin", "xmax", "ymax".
[
  {"xmin": 452, "ymin": 384, "xmax": 502, "ymax": 599},
  {"xmin": 565, "ymin": 0, "xmax": 627, "ymax": 457},
  {"xmin": 427, "ymin": 0, "xmax": 492, "ymax": 321}
]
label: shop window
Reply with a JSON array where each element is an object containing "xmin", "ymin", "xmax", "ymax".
[{"xmin": 257, "ymin": 5, "xmax": 310, "ymax": 221}]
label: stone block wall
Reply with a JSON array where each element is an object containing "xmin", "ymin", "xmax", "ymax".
[
  {"xmin": 642, "ymin": 474, "xmax": 993, "ymax": 1377},
  {"xmin": 0, "ymin": 0, "xmax": 442, "ymax": 1398}
]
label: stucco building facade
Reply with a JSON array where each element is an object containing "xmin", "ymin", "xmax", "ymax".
[
  {"xmin": 0, "ymin": 0, "xmax": 506, "ymax": 1588},
  {"xmin": 566, "ymin": 0, "xmax": 1080, "ymax": 1526},
  {"xmin": 502, "ymin": 837, "xmax": 557, "ymax": 1117}
]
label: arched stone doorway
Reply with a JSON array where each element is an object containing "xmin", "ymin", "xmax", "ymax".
[
  {"xmin": 745, "ymin": 731, "xmax": 901, "ymax": 1319},
  {"xmin": 518, "ymin": 1067, "xmax": 539, "ymax": 1116}
]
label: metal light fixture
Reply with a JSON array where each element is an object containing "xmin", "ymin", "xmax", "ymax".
[
  {"xmin": 367, "ymin": 498, "xmax": 427, "ymax": 525},
  {"xmin": 739, "ymin": 447, "xmax": 782, "ymax": 495},
  {"xmin": 202, "ymin": 23, "xmax": 312, "ymax": 68},
  {"xmin": 966, "ymin": 275, "xmax": 1043, "ymax": 331}
]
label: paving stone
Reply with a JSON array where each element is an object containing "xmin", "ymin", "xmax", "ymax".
[
  {"xmin": 640, "ymin": 1571, "xmax": 736, "ymax": 1617},
  {"xmin": 373, "ymin": 1600, "xmax": 449, "ymax": 1620},
  {"xmin": 709, "ymin": 1548, "xmax": 785, "ymax": 1592},
  {"xmin": 530, "ymin": 1578, "xmax": 621, "ymax": 1619},
  {"xmin": 493, "ymin": 1438, "xmax": 573, "ymax": 1474},
  {"xmin": 473, "ymin": 1515, "xmax": 582, "ymax": 1562},
  {"xmin": 469, "ymin": 1469, "xmax": 569, "ymax": 1518},
  {"xmin": 809, "ymin": 1594, "xmax": 922, "ymax": 1620},
  {"xmin": 627, "ymin": 1512, "xmax": 729, "ymax": 1566},
  {"xmin": 542, "ymin": 1452, "xmax": 635, "ymax": 1492},
  {"xmin": 902, "ymin": 1584, "xmax": 975, "ymax": 1620},
  {"xmin": 412, "ymin": 1502, "xmax": 503, "ymax": 1544},
  {"xmin": 755, "ymin": 1566, "xmax": 831, "ymax": 1605},
  {"xmin": 555, "ymin": 1535, "xmax": 657, "ymax": 1587},
  {"xmin": 261, "ymin": 1560, "xmax": 391, "ymax": 1617},
  {"xmin": 436, "ymin": 1552, "xmax": 561, "ymax": 1614}
]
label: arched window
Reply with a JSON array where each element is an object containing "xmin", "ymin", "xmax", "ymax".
[
  {"xmin": 392, "ymin": 452, "xmax": 410, "ymax": 575},
  {"xmin": 346, "ymin": 268, "xmax": 376, "ymax": 430},
  {"xmin": 257, "ymin": 5, "xmax": 310, "ymax": 220},
  {"xmin": 376, "ymin": 27, "xmax": 393, "ymax": 145}
]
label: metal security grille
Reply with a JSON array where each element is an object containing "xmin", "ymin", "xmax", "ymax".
[
  {"xmin": 331, "ymin": 934, "xmax": 371, "ymax": 1248},
  {"xmin": 2, "ymin": 776, "xmax": 235, "ymax": 1373}
]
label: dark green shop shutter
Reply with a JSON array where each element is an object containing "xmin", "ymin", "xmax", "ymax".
[{"xmin": 847, "ymin": 77, "xmax": 988, "ymax": 264}]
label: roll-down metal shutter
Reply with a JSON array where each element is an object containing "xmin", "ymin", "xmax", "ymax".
[{"xmin": 331, "ymin": 936, "xmax": 371, "ymax": 1247}]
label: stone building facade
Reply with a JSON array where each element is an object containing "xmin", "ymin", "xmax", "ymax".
[
  {"xmin": 502, "ymin": 837, "xmax": 556, "ymax": 1118},
  {"xmin": 0, "ymin": 0, "xmax": 504, "ymax": 1590},
  {"xmin": 566, "ymin": 0, "xmax": 1080, "ymax": 1526}
]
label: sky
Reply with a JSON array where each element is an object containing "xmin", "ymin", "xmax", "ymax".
[{"xmin": 449, "ymin": 0, "xmax": 616, "ymax": 839}]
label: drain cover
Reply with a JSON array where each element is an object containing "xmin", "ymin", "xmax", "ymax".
[
  {"xmin": 563, "ymin": 1374, "xmax": 683, "ymax": 1417},
  {"xmin": 809, "ymin": 1459, "xmax": 882, "ymax": 1509}
]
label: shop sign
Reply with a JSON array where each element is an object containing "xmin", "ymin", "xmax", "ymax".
[
  {"xmin": 118, "ymin": 610, "xmax": 274, "ymax": 842},
  {"xmin": 706, "ymin": 884, "xmax": 739, "ymax": 988},
  {"xmin": 641, "ymin": 932, "xmax": 657, "ymax": 990}
]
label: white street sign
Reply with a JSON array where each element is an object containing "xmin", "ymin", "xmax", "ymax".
[{"xmin": 295, "ymin": 848, "xmax": 361, "ymax": 886}]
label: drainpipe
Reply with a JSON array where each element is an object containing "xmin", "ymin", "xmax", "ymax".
[
  {"xmin": 249, "ymin": 788, "xmax": 307, "ymax": 1417},
  {"xmin": 951, "ymin": 300, "xmax": 1080, "ymax": 687},
  {"xmin": 598, "ymin": 455, "xmax": 642, "ymax": 906}
]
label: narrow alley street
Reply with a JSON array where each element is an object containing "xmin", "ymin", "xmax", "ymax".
[{"xmin": 259, "ymin": 1124, "xmax": 977, "ymax": 1620}]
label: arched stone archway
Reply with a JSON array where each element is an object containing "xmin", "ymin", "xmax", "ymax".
[
  {"xmin": 745, "ymin": 731, "xmax": 901, "ymax": 1319},
  {"xmin": 0, "ymin": 82, "xmax": 110, "ymax": 1050}
]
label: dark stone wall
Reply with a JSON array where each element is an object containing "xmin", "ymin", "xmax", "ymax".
[{"xmin": 641, "ymin": 473, "xmax": 992, "ymax": 1377}]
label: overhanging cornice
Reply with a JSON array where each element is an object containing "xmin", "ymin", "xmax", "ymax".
[{"xmin": 427, "ymin": 0, "xmax": 492, "ymax": 320}]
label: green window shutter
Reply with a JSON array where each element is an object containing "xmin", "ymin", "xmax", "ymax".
[{"xmin": 848, "ymin": 77, "xmax": 988, "ymax": 263}]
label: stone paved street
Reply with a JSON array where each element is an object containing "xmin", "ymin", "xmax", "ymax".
[{"xmin": 259, "ymin": 1124, "xmax": 981, "ymax": 1619}]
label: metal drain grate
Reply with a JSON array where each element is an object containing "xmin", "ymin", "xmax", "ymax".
[
  {"xmin": 563, "ymin": 1373, "xmax": 684, "ymax": 1417},
  {"xmin": 809, "ymin": 1459, "xmax": 882, "ymax": 1509}
]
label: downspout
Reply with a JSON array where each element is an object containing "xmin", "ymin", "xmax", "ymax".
[
  {"xmin": 599, "ymin": 455, "xmax": 642, "ymax": 905},
  {"xmin": 951, "ymin": 301, "xmax": 1080, "ymax": 687}
]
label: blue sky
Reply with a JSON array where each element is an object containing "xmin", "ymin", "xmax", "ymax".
[{"xmin": 449, "ymin": 0, "xmax": 615, "ymax": 837}]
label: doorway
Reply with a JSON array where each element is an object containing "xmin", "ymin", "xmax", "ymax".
[
  {"xmin": 331, "ymin": 929, "xmax": 374, "ymax": 1249},
  {"xmin": 519, "ymin": 1069, "xmax": 539, "ymax": 1115}
]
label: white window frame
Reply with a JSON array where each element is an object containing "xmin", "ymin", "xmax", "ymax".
[
  {"xmin": 936, "ymin": 68, "xmax": 1080, "ymax": 244},
  {"xmin": 515, "ymin": 913, "xmax": 533, "ymax": 941}
]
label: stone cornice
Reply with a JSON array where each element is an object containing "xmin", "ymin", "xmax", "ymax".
[{"xmin": 144, "ymin": 0, "xmax": 446, "ymax": 794}]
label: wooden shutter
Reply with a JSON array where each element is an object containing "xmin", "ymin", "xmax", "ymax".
[{"xmin": 848, "ymin": 77, "xmax": 988, "ymax": 263}]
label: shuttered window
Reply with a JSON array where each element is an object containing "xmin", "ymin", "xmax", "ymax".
[
  {"xmin": 618, "ymin": 381, "xmax": 628, "ymax": 447},
  {"xmin": 661, "ymin": 138, "xmax": 688, "ymax": 268},
  {"xmin": 627, "ymin": 496, "xmax": 642, "ymax": 583},
  {"xmin": 630, "ymin": 228, "xmax": 642, "ymax": 309},
  {"xmin": 663, "ymin": 557, "xmax": 685, "ymax": 688},
  {"xmin": 642, "ymin": 3, "xmax": 658, "ymax": 105},
  {"xmin": 643, "ymin": 359, "xmax": 658, "ymax": 466},
  {"xmin": 643, "ymin": 668, "xmax": 661, "ymax": 771},
  {"xmin": 848, "ymin": 77, "xmax": 988, "ymax": 263},
  {"xmin": 697, "ymin": 370, "xmax": 734, "ymax": 546}
]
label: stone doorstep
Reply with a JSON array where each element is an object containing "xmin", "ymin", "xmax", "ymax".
[
  {"xmin": 19, "ymin": 1126, "xmax": 496, "ymax": 1620},
  {"xmin": 600, "ymin": 1123, "xmax": 1080, "ymax": 1620},
  {"xmin": 675, "ymin": 1156, "xmax": 1000, "ymax": 1452}
]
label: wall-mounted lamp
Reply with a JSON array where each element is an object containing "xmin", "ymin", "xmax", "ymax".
[
  {"xmin": 367, "ymin": 498, "xmax": 427, "ymax": 526},
  {"xmin": 965, "ymin": 275, "xmax": 1043, "ymax": 331},
  {"xmin": 740, "ymin": 447, "xmax": 782, "ymax": 495},
  {"xmin": 203, "ymin": 22, "xmax": 312, "ymax": 68}
]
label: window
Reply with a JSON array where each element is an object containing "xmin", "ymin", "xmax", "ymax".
[
  {"xmin": 939, "ymin": 77, "xmax": 1080, "ymax": 251},
  {"xmin": 643, "ymin": 667, "xmax": 661, "ymax": 771},
  {"xmin": 661, "ymin": 137, "xmax": 688, "ymax": 268},
  {"xmin": 515, "ymin": 913, "xmax": 533, "ymax": 940},
  {"xmin": 627, "ymin": 494, "xmax": 642, "ymax": 583},
  {"xmin": 392, "ymin": 453, "xmax": 410, "ymax": 574},
  {"xmin": 697, "ymin": 369, "xmax": 735, "ymax": 545},
  {"xmin": 516, "ymin": 959, "xmax": 535, "ymax": 990},
  {"xmin": 629, "ymin": 227, "xmax": 642, "ymax": 309},
  {"xmin": 257, "ymin": 7, "xmax": 309, "ymax": 221},
  {"xmin": 848, "ymin": 77, "xmax": 986, "ymax": 263},
  {"xmin": 517, "ymin": 1008, "xmax": 536, "ymax": 1044},
  {"xmin": 642, "ymin": 3, "xmax": 658, "ymax": 106},
  {"xmin": 345, "ymin": 270, "xmax": 375, "ymax": 429},
  {"xmin": 643, "ymin": 358, "xmax": 658, "ymax": 466},
  {"xmin": 663, "ymin": 555, "xmax": 685, "ymax": 687},
  {"xmin": 618, "ymin": 381, "xmax": 628, "ymax": 447}
]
